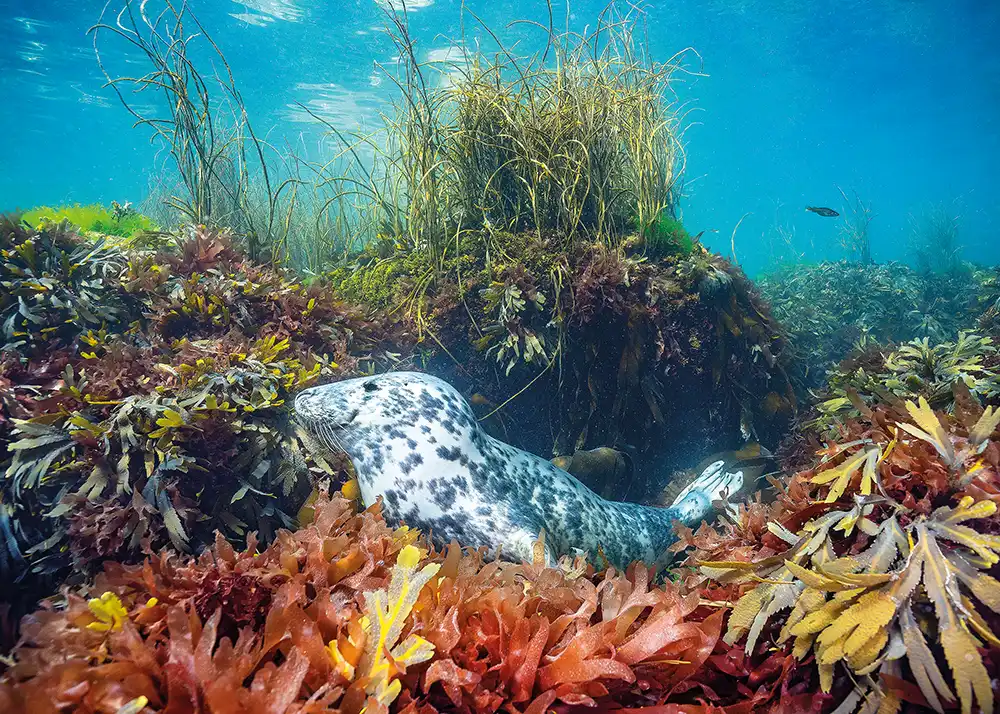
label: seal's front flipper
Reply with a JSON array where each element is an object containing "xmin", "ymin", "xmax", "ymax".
[
  {"xmin": 668, "ymin": 460, "xmax": 744, "ymax": 526},
  {"xmin": 501, "ymin": 526, "xmax": 556, "ymax": 567}
]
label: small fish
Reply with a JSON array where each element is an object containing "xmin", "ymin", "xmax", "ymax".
[
  {"xmin": 552, "ymin": 447, "xmax": 633, "ymax": 494},
  {"xmin": 806, "ymin": 206, "xmax": 840, "ymax": 218}
]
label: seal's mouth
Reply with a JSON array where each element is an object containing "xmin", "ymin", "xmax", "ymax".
[{"xmin": 333, "ymin": 407, "xmax": 361, "ymax": 429}]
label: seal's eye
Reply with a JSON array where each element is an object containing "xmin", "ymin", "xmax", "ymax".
[{"xmin": 363, "ymin": 380, "xmax": 378, "ymax": 393}]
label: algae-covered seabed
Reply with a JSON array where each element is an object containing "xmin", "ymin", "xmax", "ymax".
[{"xmin": 2, "ymin": 1, "xmax": 1000, "ymax": 713}]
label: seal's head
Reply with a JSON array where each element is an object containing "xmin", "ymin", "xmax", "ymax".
[{"xmin": 293, "ymin": 371, "xmax": 480, "ymax": 458}]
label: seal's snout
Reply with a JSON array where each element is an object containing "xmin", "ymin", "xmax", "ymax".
[
  {"xmin": 292, "ymin": 387, "xmax": 317, "ymax": 419},
  {"xmin": 293, "ymin": 382, "xmax": 359, "ymax": 430},
  {"xmin": 293, "ymin": 385, "xmax": 334, "ymax": 425}
]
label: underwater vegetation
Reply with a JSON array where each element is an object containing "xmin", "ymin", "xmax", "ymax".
[
  {"xmin": 322, "ymin": 3, "xmax": 691, "ymax": 268},
  {"xmin": 0, "ymin": 216, "xmax": 134, "ymax": 356},
  {"xmin": 760, "ymin": 198, "xmax": 995, "ymax": 393},
  {"xmin": 0, "ymin": 217, "xmax": 406, "ymax": 635},
  {"xmin": 758, "ymin": 260, "xmax": 992, "ymax": 389},
  {"xmin": 807, "ymin": 332, "xmax": 1000, "ymax": 437},
  {"xmin": 20, "ymin": 203, "xmax": 157, "ymax": 240},
  {"xmin": 834, "ymin": 188, "xmax": 875, "ymax": 265},
  {"xmin": 910, "ymin": 203, "xmax": 967, "ymax": 280},
  {"xmin": 0, "ymin": 490, "xmax": 730, "ymax": 714},
  {"xmin": 678, "ymin": 390, "xmax": 1000, "ymax": 714},
  {"xmin": 90, "ymin": 1, "xmax": 360, "ymax": 269},
  {"xmin": 330, "ymin": 230, "xmax": 796, "ymax": 501},
  {"xmin": 4, "ymin": 0, "xmax": 998, "ymax": 710}
]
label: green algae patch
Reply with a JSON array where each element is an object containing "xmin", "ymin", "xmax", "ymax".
[
  {"xmin": 641, "ymin": 213, "xmax": 697, "ymax": 256},
  {"xmin": 22, "ymin": 203, "xmax": 157, "ymax": 240}
]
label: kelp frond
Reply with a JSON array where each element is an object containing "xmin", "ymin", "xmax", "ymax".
[
  {"xmin": 708, "ymin": 499, "xmax": 1000, "ymax": 714},
  {"xmin": 897, "ymin": 396, "xmax": 958, "ymax": 466}
]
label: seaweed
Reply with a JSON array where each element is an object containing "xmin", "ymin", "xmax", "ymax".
[
  {"xmin": 694, "ymin": 394, "xmax": 1000, "ymax": 714},
  {"xmin": 911, "ymin": 203, "xmax": 966, "ymax": 279},
  {"xmin": 0, "ymin": 223, "xmax": 407, "ymax": 626},
  {"xmin": 0, "ymin": 491, "xmax": 726, "ymax": 713},
  {"xmin": 642, "ymin": 213, "xmax": 697, "ymax": 256},
  {"xmin": 318, "ymin": 1, "xmax": 692, "ymax": 268},
  {"xmin": 809, "ymin": 331, "xmax": 1000, "ymax": 436},
  {"xmin": 758, "ymin": 260, "xmax": 987, "ymax": 389},
  {"xmin": 0, "ymin": 216, "xmax": 136, "ymax": 356}
]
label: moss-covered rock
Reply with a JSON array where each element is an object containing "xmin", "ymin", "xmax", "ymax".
[{"xmin": 327, "ymin": 233, "xmax": 796, "ymax": 501}]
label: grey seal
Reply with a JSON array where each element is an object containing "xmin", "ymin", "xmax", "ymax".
[{"xmin": 294, "ymin": 371, "xmax": 743, "ymax": 567}]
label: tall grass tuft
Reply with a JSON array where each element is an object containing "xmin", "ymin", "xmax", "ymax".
[
  {"xmin": 93, "ymin": 1, "xmax": 694, "ymax": 273},
  {"xmin": 91, "ymin": 0, "xmax": 313, "ymax": 264},
  {"xmin": 910, "ymin": 202, "xmax": 965, "ymax": 277},
  {"xmin": 322, "ymin": 1, "xmax": 697, "ymax": 268}
]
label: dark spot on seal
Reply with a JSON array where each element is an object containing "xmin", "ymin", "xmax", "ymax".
[
  {"xmin": 399, "ymin": 452, "xmax": 424, "ymax": 475},
  {"xmin": 433, "ymin": 480, "xmax": 457, "ymax": 510},
  {"xmin": 436, "ymin": 445, "xmax": 463, "ymax": 462}
]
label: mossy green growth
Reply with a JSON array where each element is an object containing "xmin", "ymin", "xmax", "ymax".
[
  {"xmin": 640, "ymin": 212, "xmax": 695, "ymax": 255},
  {"xmin": 327, "ymin": 231, "xmax": 571, "ymax": 313},
  {"xmin": 326, "ymin": 239, "xmax": 438, "ymax": 309},
  {"xmin": 22, "ymin": 203, "xmax": 156, "ymax": 239}
]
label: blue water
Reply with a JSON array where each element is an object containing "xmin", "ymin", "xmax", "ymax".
[{"xmin": 1, "ymin": 0, "xmax": 998, "ymax": 276}]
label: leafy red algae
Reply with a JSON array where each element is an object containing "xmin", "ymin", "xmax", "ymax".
[{"xmin": 0, "ymin": 491, "xmax": 728, "ymax": 714}]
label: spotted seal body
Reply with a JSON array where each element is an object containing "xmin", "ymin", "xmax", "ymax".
[{"xmin": 294, "ymin": 372, "xmax": 742, "ymax": 567}]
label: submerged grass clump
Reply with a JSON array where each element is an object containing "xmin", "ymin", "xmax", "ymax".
[{"xmin": 323, "ymin": 2, "xmax": 695, "ymax": 268}]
